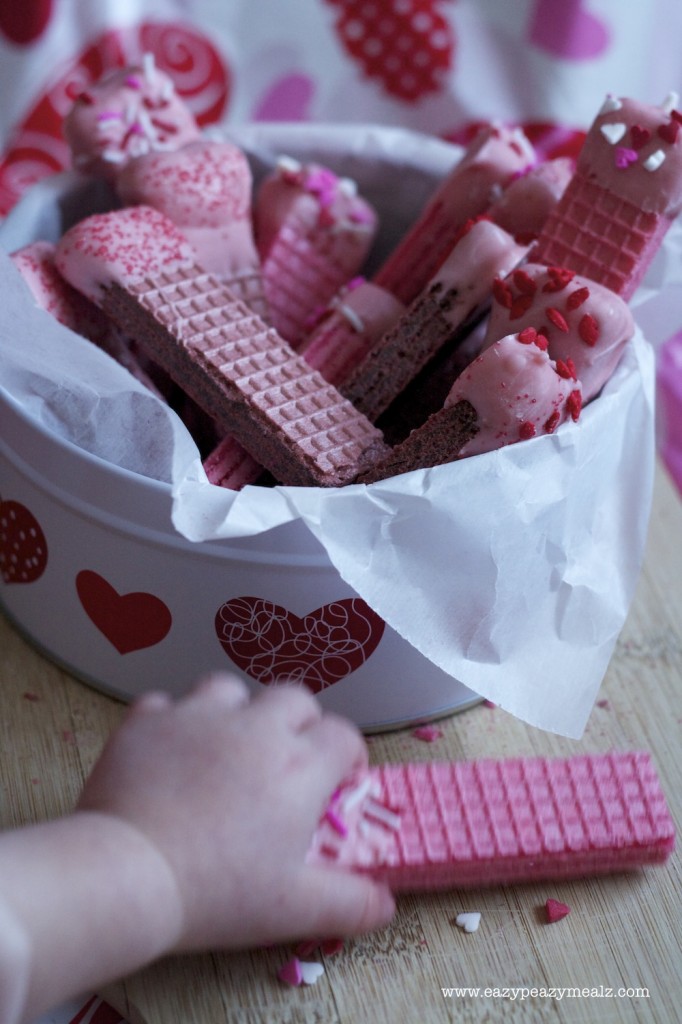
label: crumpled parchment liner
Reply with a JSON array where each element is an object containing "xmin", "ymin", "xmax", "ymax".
[{"xmin": 0, "ymin": 123, "xmax": 666, "ymax": 737}]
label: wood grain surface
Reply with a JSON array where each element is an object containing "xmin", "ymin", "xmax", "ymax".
[{"xmin": 1, "ymin": 463, "xmax": 680, "ymax": 1024}]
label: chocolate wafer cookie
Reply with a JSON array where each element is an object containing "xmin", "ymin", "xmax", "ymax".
[{"xmin": 55, "ymin": 206, "xmax": 388, "ymax": 488}]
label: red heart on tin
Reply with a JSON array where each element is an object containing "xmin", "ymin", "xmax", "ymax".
[
  {"xmin": 215, "ymin": 596, "xmax": 385, "ymax": 693},
  {"xmin": 76, "ymin": 570, "xmax": 172, "ymax": 654}
]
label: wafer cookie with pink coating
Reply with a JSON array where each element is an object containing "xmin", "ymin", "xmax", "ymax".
[
  {"xmin": 358, "ymin": 331, "xmax": 581, "ymax": 480},
  {"xmin": 116, "ymin": 139, "xmax": 270, "ymax": 321},
  {"xmin": 64, "ymin": 53, "xmax": 201, "ymax": 180},
  {"xmin": 482, "ymin": 263, "xmax": 635, "ymax": 402},
  {"xmin": 531, "ymin": 94, "xmax": 682, "ymax": 298},
  {"xmin": 55, "ymin": 206, "xmax": 388, "ymax": 487},
  {"xmin": 343, "ymin": 220, "xmax": 528, "ymax": 423},
  {"xmin": 254, "ymin": 157, "xmax": 379, "ymax": 346},
  {"xmin": 372, "ymin": 123, "xmax": 535, "ymax": 305},
  {"xmin": 307, "ymin": 753, "xmax": 675, "ymax": 891}
]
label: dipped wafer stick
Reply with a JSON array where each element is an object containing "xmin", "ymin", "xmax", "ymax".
[
  {"xmin": 116, "ymin": 139, "xmax": 270, "ymax": 321},
  {"xmin": 55, "ymin": 206, "xmax": 388, "ymax": 488},
  {"xmin": 254, "ymin": 157, "xmax": 379, "ymax": 346},
  {"xmin": 531, "ymin": 93, "xmax": 682, "ymax": 299},
  {"xmin": 308, "ymin": 752, "xmax": 675, "ymax": 891},
  {"xmin": 372, "ymin": 123, "xmax": 535, "ymax": 305},
  {"xmin": 343, "ymin": 220, "xmax": 528, "ymax": 423}
]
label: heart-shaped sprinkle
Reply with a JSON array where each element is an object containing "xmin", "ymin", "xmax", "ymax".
[
  {"xmin": 300, "ymin": 961, "xmax": 325, "ymax": 985},
  {"xmin": 599, "ymin": 95, "xmax": 622, "ymax": 115},
  {"xmin": 600, "ymin": 122, "xmax": 626, "ymax": 145},
  {"xmin": 278, "ymin": 958, "xmax": 303, "ymax": 986},
  {"xmin": 412, "ymin": 724, "xmax": 443, "ymax": 743},
  {"xmin": 455, "ymin": 912, "xmax": 481, "ymax": 933},
  {"xmin": 614, "ymin": 146, "xmax": 638, "ymax": 169},
  {"xmin": 658, "ymin": 119, "xmax": 680, "ymax": 144},
  {"xmin": 545, "ymin": 898, "xmax": 571, "ymax": 924},
  {"xmin": 630, "ymin": 125, "xmax": 651, "ymax": 149},
  {"xmin": 644, "ymin": 149, "xmax": 666, "ymax": 172}
]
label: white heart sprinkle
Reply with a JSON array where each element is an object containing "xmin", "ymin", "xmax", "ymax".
[
  {"xmin": 599, "ymin": 95, "xmax": 622, "ymax": 115},
  {"xmin": 299, "ymin": 961, "xmax": 325, "ymax": 985},
  {"xmin": 644, "ymin": 149, "xmax": 666, "ymax": 172},
  {"xmin": 600, "ymin": 122, "xmax": 627, "ymax": 145},
  {"xmin": 456, "ymin": 912, "xmax": 481, "ymax": 933}
]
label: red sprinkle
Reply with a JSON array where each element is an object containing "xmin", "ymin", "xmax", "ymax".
[
  {"xmin": 658, "ymin": 120, "xmax": 680, "ymax": 145},
  {"xmin": 566, "ymin": 286, "xmax": 590, "ymax": 310},
  {"xmin": 546, "ymin": 307, "xmax": 570, "ymax": 332},
  {"xmin": 545, "ymin": 898, "xmax": 571, "ymax": 924},
  {"xmin": 566, "ymin": 389, "xmax": 582, "ymax": 421},
  {"xmin": 672, "ymin": 109, "xmax": 682, "ymax": 125},
  {"xmin": 512, "ymin": 269, "xmax": 537, "ymax": 295},
  {"xmin": 542, "ymin": 267, "xmax": 575, "ymax": 293},
  {"xmin": 555, "ymin": 359, "xmax": 575, "ymax": 380},
  {"xmin": 534, "ymin": 332, "xmax": 548, "ymax": 351},
  {"xmin": 77, "ymin": 90, "xmax": 95, "ymax": 105},
  {"xmin": 517, "ymin": 327, "xmax": 538, "ymax": 345},
  {"xmin": 492, "ymin": 277, "xmax": 513, "ymax": 308},
  {"xmin": 519, "ymin": 421, "xmax": 536, "ymax": 440},
  {"xmin": 544, "ymin": 410, "xmax": 561, "ymax": 434},
  {"xmin": 579, "ymin": 313, "xmax": 600, "ymax": 346},
  {"xmin": 509, "ymin": 294, "xmax": 534, "ymax": 320},
  {"xmin": 630, "ymin": 125, "xmax": 651, "ymax": 149}
]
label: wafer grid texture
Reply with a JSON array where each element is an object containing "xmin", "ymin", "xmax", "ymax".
[
  {"xmin": 117, "ymin": 267, "xmax": 386, "ymax": 484},
  {"xmin": 532, "ymin": 175, "xmax": 664, "ymax": 296},
  {"xmin": 357, "ymin": 754, "xmax": 674, "ymax": 889},
  {"xmin": 264, "ymin": 225, "xmax": 352, "ymax": 340},
  {"xmin": 374, "ymin": 197, "xmax": 465, "ymax": 303}
]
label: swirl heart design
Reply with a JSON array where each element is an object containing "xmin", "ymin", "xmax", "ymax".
[
  {"xmin": 76, "ymin": 570, "xmax": 172, "ymax": 654},
  {"xmin": 215, "ymin": 596, "xmax": 385, "ymax": 692}
]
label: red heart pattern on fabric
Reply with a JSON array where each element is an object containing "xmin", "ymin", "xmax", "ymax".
[
  {"xmin": 0, "ymin": 496, "xmax": 48, "ymax": 584},
  {"xmin": 76, "ymin": 569, "xmax": 172, "ymax": 654},
  {"xmin": 324, "ymin": 0, "xmax": 455, "ymax": 102},
  {"xmin": 215, "ymin": 596, "xmax": 385, "ymax": 692}
]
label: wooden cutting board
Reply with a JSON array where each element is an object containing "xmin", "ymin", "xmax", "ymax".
[{"xmin": 2, "ymin": 463, "xmax": 681, "ymax": 1024}]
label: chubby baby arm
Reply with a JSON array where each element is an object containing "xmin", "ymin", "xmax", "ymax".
[{"xmin": 0, "ymin": 675, "xmax": 395, "ymax": 1023}]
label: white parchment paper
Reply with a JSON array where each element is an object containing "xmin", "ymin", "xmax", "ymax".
[{"xmin": 0, "ymin": 124, "xmax": 666, "ymax": 737}]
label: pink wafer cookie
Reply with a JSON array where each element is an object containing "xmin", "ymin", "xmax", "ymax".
[
  {"xmin": 489, "ymin": 157, "xmax": 573, "ymax": 243},
  {"xmin": 307, "ymin": 752, "xmax": 675, "ymax": 891},
  {"xmin": 372, "ymin": 123, "xmax": 535, "ymax": 305},
  {"xmin": 299, "ymin": 278, "xmax": 406, "ymax": 387},
  {"xmin": 64, "ymin": 53, "xmax": 201, "ymax": 180},
  {"xmin": 202, "ymin": 277, "xmax": 406, "ymax": 490},
  {"xmin": 483, "ymin": 263, "xmax": 635, "ymax": 402},
  {"xmin": 343, "ymin": 220, "xmax": 528, "ymax": 423},
  {"xmin": 358, "ymin": 332, "xmax": 581, "ymax": 480},
  {"xmin": 55, "ymin": 206, "xmax": 388, "ymax": 488},
  {"xmin": 116, "ymin": 139, "xmax": 270, "ymax": 321},
  {"xmin": 531, "ymin": 94, "xmax": 682, "ymax": 299},
  {"xmin": 255, "ymin": 157, "xmax": 379, "ymax": 346}
]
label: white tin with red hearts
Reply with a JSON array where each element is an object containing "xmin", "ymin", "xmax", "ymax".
[{"xmin": 0, "ymin": 124, "xmax": 659, "ymax": 737}]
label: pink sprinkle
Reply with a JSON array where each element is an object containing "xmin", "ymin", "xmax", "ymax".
[
  {"xmin": 96, "ymin": 110, "xmax": 121, "ymax": 122},
  {"xmin": 483, "ymin": 699, "xmax": 497, "ymax": 708},
  {"xmin": 324, "ymin": 807, "xmax": 348, "ymax": 837},
  {"xmin": 597, "ymin": 698, "xmax": 610, "ymax": 709},
  {"xmin": 412, "ymin": 724, "xmax": 443, "ymax": 743},
  {"xmin": 615, "ymin": 147, "xmax": 638, "ymax": 169},
  {"xmin": 277, "ymin": 957, "xmax": 303, "ymax": 986},
  {"xmin": 545, "ymin": 898, "xmax": 571, "ymax": 924},
  {"xmin": 125, "ymin": 75, "xmax": 142, "ymax": 89},
  {"xmin": 347, "ymin": 276, "xmax": 365, "ymax": 291}
]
